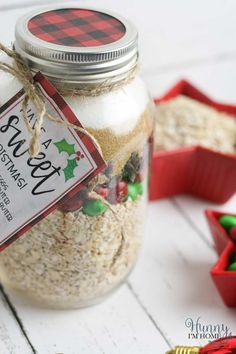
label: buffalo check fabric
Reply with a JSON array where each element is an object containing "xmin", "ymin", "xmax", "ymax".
[{"xmin": 28, "ymin": 8, "xmax": 126, "ymax": 47}]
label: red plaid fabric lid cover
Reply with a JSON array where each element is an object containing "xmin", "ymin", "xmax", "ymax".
[{"xmin": 28, "ymin": 8, "xmax": 126, "ymax": 47}]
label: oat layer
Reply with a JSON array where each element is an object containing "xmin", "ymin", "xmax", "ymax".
[{"xmin": 0, "ymin": 198, "xmax": 145, "ymax": 308}]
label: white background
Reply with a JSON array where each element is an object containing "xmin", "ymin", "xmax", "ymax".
[{"xmin": 0, "ymin": 1, "xmax": 236, "ymax": 353}]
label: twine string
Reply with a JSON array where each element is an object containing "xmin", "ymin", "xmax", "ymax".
[{"xmin": 88, "ymin": 190, "xmax": 126, "ymax": 269}]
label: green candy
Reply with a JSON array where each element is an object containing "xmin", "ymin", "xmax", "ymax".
[
  {"xmin": 227, "ymin": 262, "xmax": 236, "ymax": 271},
  {"xmin": 135, "ymin": 183, "xmax": 144, "ymax": 195},
  {"xmin": 219, "ymin": 215, "xmax": 236, "ymax": 231},
  {"xmin": 128, "ymin": 183, "xmax": 143, "ymax": 201},
  {"xmin": 82, "ymin": 200, "xmax": 107, "ymax": 216}
]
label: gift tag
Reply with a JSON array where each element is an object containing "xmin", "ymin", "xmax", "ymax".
[{"xmin": 0, "ymin": 72, "xmax": 106, "ymax": 250}]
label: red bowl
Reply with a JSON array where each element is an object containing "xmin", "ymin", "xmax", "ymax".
[
  {"xmin": 205, "ymin": 209, "xmax": 232, "ymax": 255},
  {"xmin": 211, "ymin": 242, "xmax": 236, "ymax": 307},
  {"xmin": 150, "ymin": 80, "xmax": 236, "ymax": 203},
  {"xmin": 205, "ymin": 209, "xmax": 236, "ymax": 306}
]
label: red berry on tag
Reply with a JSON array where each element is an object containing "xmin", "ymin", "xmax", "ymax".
[
  {"xmin": 76, "ymin": 151, "xmax": 84, "ymax": 161},
  {"xmin": 60, "ymin": 195, "xmax": 84, "ymax": 213},
  {"xmin": 116, "ymin": 181, "xmax": 128, "ymax": 203},
  {"xmin": 95, "ymin": 185, "xmax": 109, "ymax": 199}
]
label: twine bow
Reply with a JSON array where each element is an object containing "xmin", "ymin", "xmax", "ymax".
[{"xmin": 0, "ymin": 43, "xmax": 103, "ymax": 158}]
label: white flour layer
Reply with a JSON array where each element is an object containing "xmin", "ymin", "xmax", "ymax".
[
  {"xmin": 0, "ymin": 53, "xmax": 149, "ymax": 135},
  {"xmin": 64, "ymin": 76, "xmax": 149, "ymax": 134}
]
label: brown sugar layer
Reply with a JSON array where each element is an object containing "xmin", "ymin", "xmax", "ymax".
[
  {"xmin": 154, "ymin": 95, "xmax": 236, "ymax": 154},
  {"xmin": 88, "ymin": 105, "xmax": 153, "ymax": 174}
]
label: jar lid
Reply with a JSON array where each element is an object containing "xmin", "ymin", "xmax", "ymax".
[{"xmin": 14, "ymin": 6, "xmax": 138, "ymax": 84}]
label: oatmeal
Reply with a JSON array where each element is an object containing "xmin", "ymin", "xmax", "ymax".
[{"xmin": 154, "ymin": 95, "xmax": 236, "ymax": 153}]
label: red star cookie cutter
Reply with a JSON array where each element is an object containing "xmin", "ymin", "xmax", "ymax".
[
  {"xmin": 206, "ymin": 209, "xmax": 236, "ymax": 307},
  {"xmin": 150, "ymin": 80, "xmax": 236, "ymax": 203}
]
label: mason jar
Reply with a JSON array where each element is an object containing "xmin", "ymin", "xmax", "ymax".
[{"xmin": 0, "ymin": 6, "xmax": 153, "ymax": 308}]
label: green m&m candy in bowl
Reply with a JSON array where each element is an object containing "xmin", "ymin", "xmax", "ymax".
[
  {"xmin": 227, "ymin": 261, "xmax": 236, "ymax": 271},
  {"xmin": 219, "ymin": 215, "xmax": 236, "ymax": 231},
  {"xmin": 218, "ymin": 214, "xmax": 236, "ymax": 272}
]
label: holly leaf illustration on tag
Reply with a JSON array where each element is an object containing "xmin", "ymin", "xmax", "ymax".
[
  {"xmin": 63, "ymin": 158, "xmax": 78, "ymax": 182},
  {"xmin": 54, "ymin": 139, "xmax": 76, "ymax": 156}
]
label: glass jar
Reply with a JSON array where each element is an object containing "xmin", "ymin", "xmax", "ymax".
[{"xmin": 0, "ymin": 7, "xmax": 153, "ymax": 308}]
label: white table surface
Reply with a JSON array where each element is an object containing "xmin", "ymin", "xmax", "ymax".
[{"xmin": 0, "ymin": 1, "xmax": 236, "ymax": 353}]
